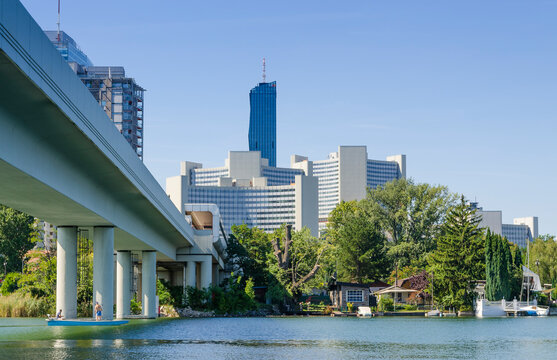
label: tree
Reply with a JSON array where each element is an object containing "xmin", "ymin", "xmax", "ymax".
[
  {"xmin": 227, "ymin": 224, "xmax": 272, "ymax": 286},
  {"xmin": 528, "ymin": 235, "xmax": 557, "ymax": 286},
  {"xmin": 268, "ymin": 225, "xmax": 329, "ymax": 300},
  {"xmin": 327, "ymin": 201, "xmax": 389, "ymax": 283},
  {"xmin": 428, "ymin": 197, "xmax": 484, "ymax": 309},
  {"xmin": 485, "ymin": 231, "xmax": 512, "ymax": 301},
  {"xmin": 362, "ymin": 179, "xmax": 456, "ymax": 268},
  {"xmin": 0, "ymin": 205, "xmax": 35, "ymax": 273}
]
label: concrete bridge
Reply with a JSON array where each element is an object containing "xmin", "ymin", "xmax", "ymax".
[{"xmin": 0, "ymin": 0, "xmax": 225, "ymax": 318}]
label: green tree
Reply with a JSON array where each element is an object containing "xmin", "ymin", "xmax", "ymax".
[
  {"xmin": 327, "ymin": 201, "xmax": 389, "ymax": 283},
  {"xmin": 528, "ymin": 235, "xmax": 557, "ymax": 286},
  {"xmin": 485, "ymin": 231, "xmax": 512, "ymax": 301},
  {"xmin": 362, "ymin": 179, "xmax": 456, "ymax": 268},
  {"xmin": 0, "ymin": 205, "xmax": 35, "ymax": 272},
  {"xmin": 428, "ymin": 197, "xmax": 484, "ymax": 309},
  {"xmin": 268, "ymin": 225, "xmax": 329, "ymax": 301},
  {"xmin": 509, "ymin": 244, "xmax": 523, "ymax": 299},
  {"xmin": 228, "ymin": 224, "xmax": 272, "ymax": 286}
]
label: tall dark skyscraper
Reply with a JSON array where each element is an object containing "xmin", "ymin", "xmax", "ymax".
[{"xmin": 249, "ymin": 74, "xmax": 277, "ymax": 167}]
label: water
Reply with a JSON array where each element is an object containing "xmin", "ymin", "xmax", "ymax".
[{"xmin": 0, "ymin": 316, "xmax": 556, "ymax": 359}]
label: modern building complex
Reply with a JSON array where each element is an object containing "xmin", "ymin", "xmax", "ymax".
[
  {"xmin": 166, "ymin": 151, "xmax": 318, "ymax": 236},
  {"xmin": 473, "ymin": 203, "xmax": 538, "ymax": 248},
  {"xmin": 45, "ymin": 31, "xmax": 145, "ymax": 159},
  {"xmin": 248, "ymin": 81, "xmax": 277, "ymax": 167},
  {"xmin": 291, "ymin": 146, "xmax": 406, "ymax": 231}
]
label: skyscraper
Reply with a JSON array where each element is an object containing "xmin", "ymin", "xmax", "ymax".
[{"xmin": 249, "ymin": 78, "xmax": 277, "ymax": 167}]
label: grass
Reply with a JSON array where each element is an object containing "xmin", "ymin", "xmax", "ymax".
[{"xmin": 0, "ymin": 293, "xmax": 53, "ymax": 317}]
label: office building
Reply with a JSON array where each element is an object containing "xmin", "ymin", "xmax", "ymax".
[
  {"xmin": 166, "ymin": 151, "xmax": 318, "ymax": 236},
  {"xmin": 473, "ymin": 203, "xmax": 538, "ymax": 248},
  {"xmin": 291, "ymin": 146, "xmax": 406, "ymax": 231},
  {"xmin": 45, "ymin": 31, "xmax": 145, "ymax": 159},
  {"xmin": 44, "ymin": 31, "xmax": 92, "ymax": 67},
  {"xmin": 248, "ymin": 81, "xmax": 277, "ymax": 167}
]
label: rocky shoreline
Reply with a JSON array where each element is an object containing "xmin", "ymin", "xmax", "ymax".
[{"xmin": 159, "ymin": 305, "xmax": 280, "ymax": 318}]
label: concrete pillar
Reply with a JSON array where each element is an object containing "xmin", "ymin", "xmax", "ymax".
[
  {"xmin": 93, "ymin": 227, "xmax": 114, "ymax": 320},
  {"xmin": 56, "ymin": 226, "xmax": 77, "ymax": 319},
  {"xmin": 185, "ymin": 261, "xmax": 196, "ymax": 289},
  {"xmin": 116, "ymin": 251, "xmax": 131, "ymax": 319},
  {"xmin": 200, "ymin": 258, "xmax": 212, "ymax": 289},
  {"xmin": 142, "ymin": 251, "xmax": 157, "ymax": 318}
]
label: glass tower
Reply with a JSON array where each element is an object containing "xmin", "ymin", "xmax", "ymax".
[{"xmin": 249, "ymin": 81, "xmax": 277, "ymax": 167}]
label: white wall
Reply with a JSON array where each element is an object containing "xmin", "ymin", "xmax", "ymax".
[
  {"xmin": 295, "ymin": 175, "xmax": 319, "ymax": 237},
  {"xmin": 338, "ymin": 146, "xmax": 367, "ymax": 202}
]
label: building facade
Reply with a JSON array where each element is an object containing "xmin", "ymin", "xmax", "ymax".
[
  {"xmin": 166, "ymin": 151, "xmax": 318, "ymax": 236},
  {"xmin": 292, "ymin": 146, "xmax": 406, "ymax": 231},
  {"xmin": 248, "ymin": 81, "xmax": 277, "ymax": 167},
  {"xmin": 46, "ymin": 31, "xmax": 145, "ymax": 159},
  {"xmin": 474, "ymin": 203, "xmax": 538, "ymax": 248}
]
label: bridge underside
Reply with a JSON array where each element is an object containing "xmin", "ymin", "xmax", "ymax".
[{"xmin": 0, "ymin": 48, "xmax": 190, "ymax": 258}]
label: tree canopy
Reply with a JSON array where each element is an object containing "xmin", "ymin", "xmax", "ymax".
[{"xmin": 0, "ymin": 205, "xmax": 35, "ymax": 273}]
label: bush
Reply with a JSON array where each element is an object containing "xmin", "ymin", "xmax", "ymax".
[
  {"xmin": 323, "ymin": 305, "xmax": 333, "ymax": 315},
  {"xmin": 403, "ymin": 304, "xmax": 417, "ymax": 311},
  {"xmin": 131, "ymin": 296, "xmax": 142, "ymax": 315},
  {"xmin": 346, "ymin": 302, "xmax": 354, "ymax": 312},
  {"xmin": 157, "ymin": 279, "xmax": 173, "ymax": 306},
  {"xmin": 459, "ymin": 304, "xmax": 473, "ymax": 312},
  {"xmin": 0, "ymin": 273, "xmax": 21, "ymax": 296},
  {"xmin": 378, "ymin": 297, "xmax": 394, "ymax": 312}
]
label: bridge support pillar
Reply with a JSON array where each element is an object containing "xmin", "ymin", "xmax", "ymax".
[
  {"xmin": 93, "ymin": 227, "xmax": 114, "ymax": 320},
  {"xmin": 116, "ymin": 251, "xmax": 131, "ymax": 319},
  {"xmin": 142, "ymin": 251, "xmax": 157, "ymax": 318},
  {"xmin": 185, "ymin": 261, "xmax": 196, "ymax": 289},
  {"xmin": 200, "ymin": 258, "xmax": 212, "ymax": 289},
  {"xmin": 56, "ymin": 226, "xmax": 77, "ymax": 319}
]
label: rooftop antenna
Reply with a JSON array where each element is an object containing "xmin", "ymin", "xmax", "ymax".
[
  {"xmin": 56, "ymin": 0, "xmax": 61, "ymax": 42},
  {"xmin": 262, "ymin": 58, "xmax": 266, "ymax": 83}
]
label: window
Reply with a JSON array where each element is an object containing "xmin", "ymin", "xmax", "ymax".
[{"xmin": 346, "ymin": 289, "xmax": 363, "ymax": 303}]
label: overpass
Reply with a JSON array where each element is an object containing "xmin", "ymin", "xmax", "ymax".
[{"xmin": 0, "ymin": 0, "xmax": 225, "ymax": 318}]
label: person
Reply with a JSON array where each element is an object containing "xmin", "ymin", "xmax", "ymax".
[
  {"xmin": 95, "ymin": 302, "xmax": 102, "ymax": 321},
  {"xmin": 56, "ymin": 309, "xmax": 63, "ymax": 319}
]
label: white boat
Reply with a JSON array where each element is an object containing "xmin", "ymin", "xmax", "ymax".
[
  {"xmin": 519, "ymin": 305, "xmax": 550, "ymax": 317},
  {"xmin": 425, "ymin": 309, "xmax": 440, "ymax": 317}
]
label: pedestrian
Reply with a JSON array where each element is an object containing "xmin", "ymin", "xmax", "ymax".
[{"xmin": 95, "ymin": 302, "xmax": 102, "ymax": 321}]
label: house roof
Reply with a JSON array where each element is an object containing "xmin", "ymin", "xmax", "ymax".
[{"xmin": 374, "ymin": 285, "xmax": 419, "ymax": 295}]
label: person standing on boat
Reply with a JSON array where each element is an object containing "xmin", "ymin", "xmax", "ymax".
[{"xmin": 95, "ymin": 302, "xmax": 102, "ymax": 321}]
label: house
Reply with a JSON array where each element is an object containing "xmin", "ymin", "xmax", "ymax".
[
  {"xmin": 375, "ymin": 272, "xmax": 430, "ymax": 305},
  {"xmin": 329, "ymin": 280, "xmax": 389, "ymax": 310}
]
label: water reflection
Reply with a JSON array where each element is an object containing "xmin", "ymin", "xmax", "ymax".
[{"xmin": 0, "ymin": 317, "xmax": 556, "ymax": 359}]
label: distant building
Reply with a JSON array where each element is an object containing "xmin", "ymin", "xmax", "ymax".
[
  {"xmin": 472, "ymin": 203, "xmax": 538, "ymax": 248},
  {"xmin": 44, "ymin": 31, "xmax": 92, "ymax": 67},
  {"xmin": 249, "ymin": 81, "xmax": 277, "ymax": 167},
  {"xmin": 166, "ymin": 151, "xmax": 318, "ymax": 236},
  {"xmin": 45, "ymin": 31, "xmax": 145, "ymax": 159},
  {"xmin": 291, "ymin": 146, "xmax": 406, "ymax": 231}
]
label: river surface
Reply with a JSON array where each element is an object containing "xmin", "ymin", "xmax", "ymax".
[{"xmin": 0, "ymin": 316, "xmax": 556, "ymax": 359}]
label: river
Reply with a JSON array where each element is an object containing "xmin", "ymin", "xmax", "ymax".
[{"xmin": 0, "ymin": 316, "xmax": 556, "ymax": 359}]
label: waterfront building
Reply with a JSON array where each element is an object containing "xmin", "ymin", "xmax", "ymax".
[
  {"xmin": 45, "ymin": 31, "xmax": 145, "ymax": 159},
  {"xmin": 291, "ymin": 146, "xmax": 406, "ymax": 231},
  {"xmin": 473, "ymin": 203, "xmax": 538, "ymax": 248},
  {"xmin": 248, "ymin": 81, "xmax": 277, "ymax": 167},
  {"xmin": 166, "ymin": 151, "xmax": 318, "ymax": 236}
]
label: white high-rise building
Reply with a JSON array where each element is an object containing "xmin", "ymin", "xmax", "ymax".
[
  {"xmin": 291, "ymin": 146, "xmax": 406, "ymax": 231},
  {"xmin": 167, "ymin": 151, "xmax": 318, "ymax": 236}
]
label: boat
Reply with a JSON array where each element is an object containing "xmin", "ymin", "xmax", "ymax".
[
  {"xmin": 425, "ymin": 309, "xmax": 441, "ymax": 317},
  {"xmin": 519, "ymin": 305, "xmax": 550, "ymax": 317},
  {"xmin": 46, "ymin": 318, "xmax": 129, "ymax": 326}
]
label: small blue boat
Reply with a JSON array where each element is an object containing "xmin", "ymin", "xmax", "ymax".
[{"xmin": 46, "ymin": 319, "xmax": 129, "ymax": 326}]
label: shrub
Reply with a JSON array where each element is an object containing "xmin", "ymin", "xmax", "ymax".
[
  {"xmin": 130, "ymin": 296, "xmax": 142, "ymax": 315},
  {"xmin": 346, "ymin": 302, "xmax": 354, "ymax": 312},
  {"xmin": 323, "ymin": 305, "xmax": 333, "ymax": 315},
  {"xmin": 157, "ymin": 279, "xmax": 173, "ymax": 306},
  {"xmin": 0, "ymin": 273, "xmax": 21, "ymax": 296},
  {"xmin": 0, "ymin": 293, "xmax": 53, "ymax": 317},
  {"xmin": 459, "ymin": 304, "xmax": 473, "ymax": 312},
  {"xmin": 377, "ymin": 297, "xmax": 394, "ymax": 312}
]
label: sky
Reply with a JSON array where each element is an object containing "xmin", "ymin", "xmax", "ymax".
[{"xmin": 20, "ymin": 0, "xmax": 557, "ymax": 235}]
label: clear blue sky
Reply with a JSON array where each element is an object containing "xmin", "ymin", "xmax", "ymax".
[{"xmin": 21, "ymin": 1, "xmax": 557, "ymax": 235}]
